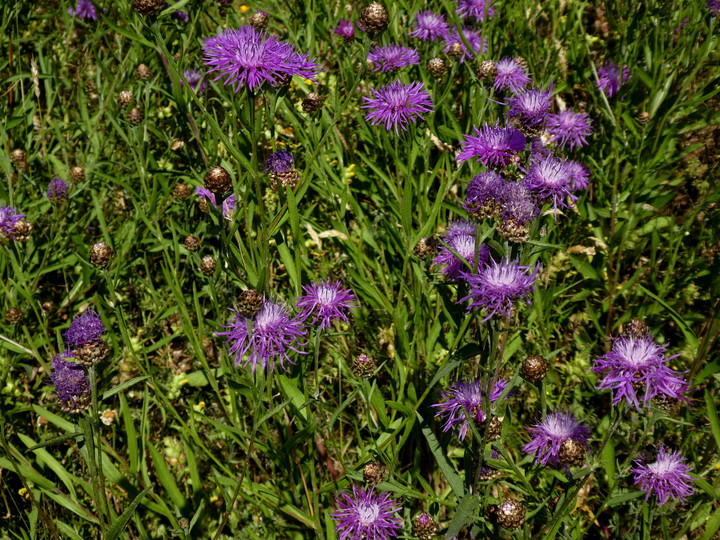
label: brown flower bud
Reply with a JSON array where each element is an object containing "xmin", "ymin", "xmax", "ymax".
[
  {"xmin": 362, "ymin": 461, "xmax": 388, "ymax": 485},
  {"xmin": 204, "ymin": 165, "xmax": 232, "ymax": 196},
  {"xmin": 10, "ymin": 149, "xmax": 27, "ymax": 164},
  {"xmin": 494, "ymin": 500, "xmax": 526, "ymax": 530},
  {"xmin": 302, "ymin": 92, "xmax": 323, "ymax": 114},
  {"xmin": 360, "ymin": 2, "xmax": 388, "ymax": 34},
  {"xmin": 118, "ymin": 90, "xmax": 133, "ymax": 108},
  {"xmin": 90, "ymin": 242, "xmax": 113, "ymax": 267},
  {"xmin": 70, "ymin": 166, "xmax": 85, "ymax": 183},
  {"xmin": 184, "ymin": 235, "xmax": 199, "ymax": 252},
  {"xmin": 127, "ymin": 107, "xmax": 144, "ymax": 125},
  {"xmin": 6, "ymin": 308, "xmax": 23, "ymax": 324},
  {"xmin": 427, "ymin": 57, "xmax": 446, "ymax": 77},
  {"xmin": 237, "ymin": 289, "xmax": 264, "ymax": 318},
  {"xmin": 250, "ymin": 10, "xmax": 269, "ymax": 31},
  {"xmin": 351, "ymin": 353, "xmax": 376, "ymax": 378},
  {"xmin": 413, "ymin": 236, "xmax": 438, "ymax": 259},
  {"xmin": 132, "ymin": 0, "xmax": 164, "ymax": 17},
  {"xmin": 136, "ymin": 63, "xmax": 153, "ymax": 80},
  {"xmin": 174, "ymin": 183, "xmax": 191, "ymax": 200},
  {"xmin": 559, "ymin": 438, "xmax": 586, "ymax": 467},
  {"xmin": 200, "ymin": 255, "xmax": 216, "ymax": 276},
  {"xmin": 476, "ymin": 60, "xmax": 497, "ymax": 82},
  {"xmin": 521, "ymin": 355, "xmax": 549, "ymax": 383}
]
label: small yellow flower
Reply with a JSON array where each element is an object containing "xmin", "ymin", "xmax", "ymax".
[{"xmin": 239, "ymin": 5, "xmax": 251, "ymax": 13}]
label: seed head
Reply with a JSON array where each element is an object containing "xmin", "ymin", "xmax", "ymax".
[
  {"xmin": 184, "ymin": 235, "xmax": 199, "ymax": 252},
  {"xmin": 200, "ymin": 255, "xmax": 216, "ymax": 276},
  {"xmin": 250, "ymin": 10, "xmax": 269, "ymax": 31},
  {"xmin": 363, "ymin": 461, "xmax": 388, "ymax": 485},
  {"xmin": 494, "ymin": 500, "xmax": 526, "ymax": 530},
  {"xmin": 521, "ymin": 355, "xmax": 549, "ymax": 383},
  {"xmin": 414, "ymin": 235, "xmax": 438, "ymax": 259},
  {"xmin": 70, "ymin": 166, "xmax": 85, "ymax": 183},
  {"xmin": 559, "ymin": 438, "xmax": 587, "ymax": 467},
  {"xmin": 427, "ymin": 57, "xmax": 446, "ymax": 77},
  {"xmin": 132, "ymin": 0, "xmax": 164, "ymax": 17},
  {"xmin": 476, "ymin": 60, "xmax": 497, "ymax": 81},
  {"xmin": 237, "ymin": 289, "xmax": 264, "ymax": 318},
  {"xmin": 90, "ymin": 242, "xmax": 113, "ymax": 267},
  {"xmin": 302, "ymin": 92, "xmax": 323, "ymax": 114},
  {"xmin": 412, "ymin": 512, "xmax": 439, "ymax": 540},
  {"xmin": 204, "ymin": 165, "xmax": 232, "ymax": 196},
  {"xmin": 360, "ymin": 2, "xmax": 389, "ymax": 34},
  {"xmin": 6, "ymin": 308, "xmax": 23, "ymax": 324},
  {"xmin": 118, "ymin": 90, "xmax": 133, "ymax": 108},
  {"xmin": 136, "ymin": 63, "xmax": 153, "ymax": 80},
  {"xmin": 127, "ymin": 107, "xmax": 144, "ymax": 125},
  {"xmin": 174, "ymin": 183, "xmax": 191, "ymax": 200},
  {"xmin": 351, "ymin": 353, "xmax": 376, "ymax": 378}
]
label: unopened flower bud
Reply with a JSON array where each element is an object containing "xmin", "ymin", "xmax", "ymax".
[
  {"xmin": 237, "ymin": 289, "xmax": 264, "ymax": 318},
  {"xmin": 90, "ymin": 242, "xmax": 113, "ymax": 267},
  {"xmin": 360, "ymin": 2, "xmax": 388, "ymax": 34},
  {"xmin": 362, "ymin": 461, "xmax": 388, "ymax": 485},
  {"xmin": 250, "ymin": 10, "xmax": 269, "ymax": 31},
  {"xmin": 200, "ymin": 255, "xmax": 216, "ymax": 276},
  {"xmin": 204, "ymin": 165, "xmax": 232, "ymax": 196},
  {"xmin": 302, "ymin": 92, "xmax": 323, "ymax": 114},
  {"xmin": 118, "ymin": 90, "xmax": 133, "ymax": 108},
  {"xmin": 184, "ymin": 235, "xmax": 199, "ymax": 251},
  {"xmin": 136, "ymin": 63, "xmax": 153, "ymax": 80},
  {"xmin": 427, "ymin": 57, "xmax": 446, "ymax": 77},
  {"xmin": 521, "ymin": 355, "xmax": 549, "ymax": 383},
  {"xmin": 70, "ymin": 166, "xmax": 85, "ymax": 183},
  {"xmin": 6, "ymin": 308, "xmax": 23, "ymax": 324}
]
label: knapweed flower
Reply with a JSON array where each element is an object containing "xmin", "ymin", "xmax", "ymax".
[
  {"xmin": 709, "ymin": 0, "xmax": 720, "ymax": 16},
  {"xmin": 523, "ymin": 410, "xmax": 590, "ymax": 467},
  {"xmin": 331, "ymin": 485, "xmax": 402, "ymax": 540},
  {"xmin": 362, "ymin": 80, "xmax": 434, "ymax": 135},
  {"xmin": 460, "ymin": 258, "xmax": 539, "ymax": 320},
  {"xmin": 596, "ymin": 61, "xmax": 630, "ymax": 98},
  {"xmin": 456, "ymin": 0, "xmax": 496, "ymax": 22},
  {"xmin": 264, "ymin": 149, "xmax": 294, "ymax": 174},
  {"xmin": 182, "ymin": 69, "xmax": 206, "ymax": 94},
  {"xmin": 63, "ymin": 309, "xmax": 109, "ymax": 366},
  {"xmin": 545, "ymin": 109, "xmax": 593, "ymax": 150},
  {"xmin": 168, "ymin": 1, "xmax": 189, "ymax": 23},
  {"xmin": 196, "ymin": 187, "xmax": 236, "ymax": 219},
  {"xmin": 507, "ymin": 86, "xmax": 553, "ymax": 132},
  {"xmin": 50, "ymin": 351, "xmax": 91, "ymax": 413},
  {"xmin": 433, "ymin": 378, "xmax": 508, "ymax": 441},
  {"xmin": 296, "ymin": 280, "xmax": 358, "ymax": 330},
  {"xmin": 47, "ymin": 177, "xmax": 69, "ymax": 202},
  {"xmin": 68, "ymin": 0, "xmax": 97, "ymax": 20},
  {"xmin": 334, "ymin": 19, "xmax": 355, "ymax": 41},
  {"xmin": 202, "ymin": 26, "xmax": 319, "ymax": 92},
  {"xmin": 432, "ymin": 222, "xmax": 490, "ymax": 280},
  {"xmin": 457, "ymin": 124, "xmax": 526, "ymax": 168},
  {"xmin": 464, "ymin": 171, "xmax": 506, "ymax": 219},
  {"xmin": 524, "ymin": 156, "xmax": 576, "ymax": 213},
  {"xmin": 0, "ymin": 205, "xmax": 26, "ymax": 241},
  {"xmin": 443, "ymin": 28, "xmax": 487, "ymax": 63},
  {"xmin": 367, "ymin": 44, "xmax": 420, "ymax": 73},
  {"xmin": 494, "ymin": 58, "xmax": 531, "ymax": 93},
  {"xmin": 592, "ymin": 334, "xmax": 690, "ymax": 411},
  {"xmin": 496, "ymin": 182, "xmax": 540, "ymax": 242},
  {"xmin": 632, "ymin": 446, "xmax": 695, "ymax": 505},
  {"xmin": 216, "ymin": 299, "xmax": 307, "ymax": 373},
  {"xmin": 567, "ymin": 160, "xmax": 590, "ymax": 191},
  {"xmin": 408, "ymin": 10, "xmax": 449, "ymax": 41}
]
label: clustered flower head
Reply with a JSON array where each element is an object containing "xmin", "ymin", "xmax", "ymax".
[
  {"xmin": 631, "ymin": 446, "xmax": 695, "ymax": 505},
  {"xmin": 195, "ymin": 187, "xmax": 236, "ymax": 219},
  {"xmin": 331, "ymin": 485, "xmax": 403, "ymax": 540},
  {"xmin": 67, "ymin": 0, "xmax": 97, "ymax": 20},
  {"xmin": 408, "ymin": 10, "xmax": 449, "ymax": 41},
  {"xmin": 523, "ymin": 410, "xmax": 590, "ymax": 467},
  {"xmin": 433, "ymin": 378, "xmax": 507, "ymax": 440},
  {"xmin": 545, "ymin": 109, "xmax": 593, "ymax": 150},
  {"xmin": 296, "ymin": 280, "xmax": 358, "ymax": 330},
  {"xmin": 456, "ymin": 0, "xmax": 496, "ymax": 22},
  {"xmin": 202, "ymin": 25, "xmax": 319, "ymax": 92},
  {"xmin": 457, "ymin": 124, "xmax": 526, "ymax": 168},
  {"xmin": 524, "ymin": 155, "xmax": 577, "ymax": 214},
  {"xmin": 362, "ymin": 80, "xmax": 434, "ymax": 134},
  {"xmin": 63, "ymin": 309, "xmax": 110, "ymax": 366},
  {"xmin": 596, "ymin": 61, "xmax": 630, "ymax": 98},
  {"xmin": 47, "ymin": 177, "xmax": 69, "ymax": 202},
  {"xmin": 431, "ymin": 220, "xmax": 490, "ymax": 280},
  {"xmin": 507, "ymin": 86, "xmax": 553, "ymax": 132},
  {"xmin": 494, "ymin": 57, "xmax": 531, "ymax": 93},
  {"xmin": 334, "ymin": 19, "xmax": 355, "ymax": 41},
  {"xmin": 368, "ymin": 44, "xmax": 420, "ymax": 73},
  {"xmin": 0, "ymin": 205, "xmax": 27, "ymax": 242},
  {"xmin": 50, "ymin": 351, "xmax": 91, "ymax": 413}
]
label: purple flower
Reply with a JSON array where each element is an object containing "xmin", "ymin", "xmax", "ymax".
[
  {"xmin": 367, "ymin": 44, "xmax": 420, "ymax": 73},
  {"xmin": 50, "ymin": 351, "xmax": 90, "ymax": 413},
  {"xmin": 494, "ymin": 58, "xmax": 531, "ymax": 93},
  {"xmin": 47, "ymin": 177, "xmax": 69, "ymax": 202},
  {"xmin": 545, "ymin": 110, "xmax": 593, "ymax": 150},
  {"xmin": 216, "ymin": 299, "xmax": 307, "ymax": 373},
  {"xmin": 464, "ymin": 171, "xmax": 506, "ymax": 217},
  {"xmin": 523, "ymin": 410, "xmax": 590, "ymax": 467},
  {"xmin": 0, "ymin": 206, "xmax": 27, "ymax": 242},
  {"xmin": 196, "ymin": 186, "xmax": 217, "ymax": 206},
  {"xmin": 222, "ymin": 193, "xmax": 237, "ymax": 220},
  {"xmin": 202, "ymin": 26, "xmax": 320, "ymax": 92},
  {"xmin": 457, "ymin": 124, "xmax": 526, "ymax": 168},
  {"xmin": 456, "ymin": 0, "xmax": 496, "ymax": 22},
  {"xmin": 592, "ymin": 334, "xmax": 690, "ymax": 411},
  {"xmin": 632, "ymin": 446, "xmax": 694, "ymax": 506},
  {"xmin": 432, "ymin": 222, "xmax": 490, "ymax": 280},
  {"xmin": 433, "ymin": 378, "xmax": 508, "ymax": 441},
  {"xmin": 443, "ymin": 28, "xmax": 487, "ymax": 63},
  {"xmin": 168, "ymin": 1, "xmax": 189, "ymax": 23},
  {"xmin": 182, "ymin": 69, "xmax": 206, "ymax": 94},
  {"xmin": 567, "ymin": 160, "xmax": 590, "ymax": 191},
  {"xmin": 296, "ymin": 280, "xmax": 358, "ymax": 330},
  {"xmin": 264, "ymin": 150, "xmax": 294, "ymax": 174},
  {"xmin": 507, "ymin": 86, "xmax": 553, "ymax": 130},
  {"xmin": 334, "ymin": 19, "xmax": 356, "ymax": 42},
  {"xmin": 63, "ymin": 310, "xmax": 106, "ymax": 348},
  {"xmin": 67, "ymin": 0, "xmax": 97, "ymax": 20},
  {"xmin": 596, "ymin": 61, "xmax": 630, "ymax": 98},
  {"xmin": 331, "ymin": 485, "xmax": 402, "ymax": 540},
  {"xmin": 408, "ymin": 11, "xmax": 449, "ymax": 41},
  {"xmin": 501, "ymin": 181, "xmax": 540, "ymax": 226},
  {"xmin": 524, "ymin": 156, "xmax": 576, "ymax": 213},
  {"xmin": 362, "ymin": 80, "xmax": 434, "ymax": 134},
  {"xmin": 459, "ymin": 258, "xmax": 539, "ymax": 320},
  {"xmin": 445, "ymin": 219, "xmax": 477, "ymax": 239},
  {"xmin": 709, "ymin": 0, "xmax": 720, "ymax": 15}
]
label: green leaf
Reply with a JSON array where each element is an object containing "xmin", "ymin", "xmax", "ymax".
[
  {"xmin": 418, "ymin": 412, "xmax": 464, "ymax": 498},
  {"xmin": 702, "ymin": 505, "xmax": 720, "ymax": 540},
  {"xmin": 147, "ymin": 443, "xmax": 186, "ymax": 512},
  {"xmin": 101, "ymin": 376, "xmax": 150, "ymax": 401},
  {"xmin": 105, "ymin": 485, "xmax": 154, "ymax": 540},
  {"xmin": 24, "ymin": 432, "xmax": 85, "ymax": 452},
  {"xmin": 705, "ymin": 390, "xmax": 720, "ymax": 455},
  {"xmin": 277, "ymin": 373, "xmax": 309, "ymax": 422},
  {"xmin": 445, "ymin": 494, "xmax": 479, "ymax": 537},
  {"xmin": 606, "ymin": 491, "xmax": 644, "ymax": 506}
]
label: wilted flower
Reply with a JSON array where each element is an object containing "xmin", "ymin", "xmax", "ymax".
[
  {"xmin": 0, "ymin": 206, "xmax": 27, "ymax": 242},
  {"xmin": 202, "ymin": 26, "xmax": 319, "ymax": 92},
  {"xmin": 331, "ymin": 485, "xmax": 402, "ymax": 540},
  {"xmin": 456, "ymin": 0, "xmax": 496, "ymax": 22},
  {"xmin": 596, "ymin": 61, "xmax": 630, "ymax": 98},
  {"xmin": 433, "ymin": 378, "xmax": 508, "ymax": 441},
  {"xmin": 50, "ymin": 351, "xmax": 91, "ymax": 413},
  {"xmin": 216, "ymin": 299, "xmax": 307, "ymax": 373},
  {"xmin": 432, "ymin": 221, "xmax": 490, "ymax": 280},
  {"xmin": 545, "ymin": 109, "xmax": 593, "ymax": 150},
  {"xmin": 68, "ymin": 0, "xmax": 97, "ymax": 20},
  {"xmin": 524, "ymin": 156, "xmax": 576, "ymax": 213},
  {"xmin": 631, "ymin": 446, "xmax": 695, "ymax": 506},
  {"xmin": 494, "ymin": 57, "xmax": 531, "ymax": 93},
  {"xmin": 47, "ymin": 177, "xmax": 69, "ymax": 202},
  {"xmin": 182, "ymin": 69, "xmax": 206, "ymax": 94},
  {"xmin": 362, "ymin": 80, "xmax": 434, "ymax": 134},
  {"xmin": 408, "ymin": 10, "xmax": 449, "ymax": 41},
  {"xmin": 296, "ymin": 280, "xmax": 358, "ymax": 330},
  {"xmin": 367, "ymin": 44, "xmax": 420, "ymax": 73},
  {"xmin": 443, "ymin": 27, "xmax": 487, "ymax": 63},
  {"xmin": 523, "ymin": 410, "xmax": 590, "ymax": 467},
  {"xmin": 334, "ymin": 19, "xmax": 355, "ymax": 41},
  {"xmin": 457, "ymin": 124, "xmax": 526, "ymax": 168}
]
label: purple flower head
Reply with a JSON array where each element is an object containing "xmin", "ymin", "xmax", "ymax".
[
  {"xmin": 494, "ymin": 58, "xmax": 531, "ymax": 93},
  {"xmin": 507, "ymin": 86, "xmax": 553, "ymax": 130},
  {"xmin": 264, "ymin": 150, "xmax": 295, "ymax": 174},
  {"xmin": 331, "ymin": 485, "xmax": 402, "ymax": 540},
  {"xmin": 216, "ymin": 299, "xmax": 307, "ymax": 373},
  {"xmin": 596, "ymin": 61, "xmax": 630, "ymax": 98},
  {"xmin": 459, "ymin": 258, "xmax": 539, "ymax": 320},
  {"xmin": 408, "ymin": 11, "xmax": 449, "ymax": 41},
  {"xmin": 296, "ymin": 279, "xmax": 358, "ymax": 330},
  {"xmin": 545, "ymin": 109, "xmax": 593, "ymax": 150},
  {"xmin": 631, "ymin": 446, "xmax": 695, "ymax": 506},
  {"xmin": 709, "ymin": 0, "xmax": 720, "ymax": 16},
  {"xmin": 362, "ymin": 80, "xmax": 434, "ymax": 135},
  {"xmin": 464, "ymin": 171, "xmax": 506, "ymax": 216},
  {"xmin": 63, "ymin": 310, "xmax": 106, "ymax": 348},
  {"xmin": 47, "ymin": 177, "xmax": 69, "ymax": 202},
  {"xmin": 443, "ymin": 28, "xmax": 487, "ymax": 63},
  {"xmin": 523, "ymin": 410, "xmax": 591, "ymax": 467},
  {"xmin": 182, "ymin": 69, "xmax": 206, "ymax": 94},
  {"xmin": 445, "ymin": 219, "xmax": 477, "ymax": 240},
  {"xmin": 432, "ymin": 222, "xmax": 490, "ymax": 280},
  {"xmin": 456, "ymin": 0, "xmax": 496, "ymax": 22},
  {"xmin": 196, "ymin": 186, "xmax": 217, "ymax": 206},
  {"xmin": 567, "ymin": 160, "xmax": 590, "ymax": 191},
  {"xmin": 524, "ymin": 156, "xmax": 576, "ymax": 213},
  {"xmin": 457, "ymin": 124, "xmax": 526, "ymax": 168},
  {"xmin": 334, "ymin": 19, "xmax": 356, "ymax": 42},
  {"xmin": 367, "ymin": 44, "xmax": 420, "ymax": 73},
  {"xmin": 501, "ymin": 182, "xmax": 540, "ymax": 225},
  {"xmin": 0, "ymin": 206, "xmax": 27, "ymax": 242},
  {"xmin": 222, "ymin": 193, "xmax": 237, "ymax": 220},
  {"xmin": 592, "ymin": 334, "xmax": 690, "ymax": 411},
  {"xmin": 202, "ymin": 26, "xmax": 320, "ymax": 92},
  {"xmin": 50, "ymin": 351, "xmax": 90, "ymax": 411},
  {"xmin": 68, "ymin": 0, "xmax": 97, "ymax": 20},
  {"xmin": 433, "ymin": 378, "xmax": 508, "ymax": 441}
]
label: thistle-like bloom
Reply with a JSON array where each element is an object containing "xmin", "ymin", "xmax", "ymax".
[
  {"xmin": 63, "ymin": 310, "xmax": 106, "ymax": 348},
  {"xmin": 432, "ymin": 224, "xmax": 490, "ymax": 280},
  {"xmin": 367, "ymin": 44, "xmax": 420, "ymax": 73},
  {"xmin": 524, "ymin": 156, "xmax": 576, "ymax": 213},
  {"xmin": 507, "ymin": 86, "xmax": 553, "ymax": 130},
  {"xmin": 362, "ymin": 80, "xmax": 434, "ymax": 134},
  {"xmin": 47, "ymin": 177, "xmax": 69, "ymax": 202},
  {"xmin": 182, "ymin": 69, "xmax": 206, "ymax": 94},
  {"xmin": 202, "ymin": 26, "xmax": 319, "ymax": 92},
  {"xmin": 494, "ymin": 58, "xmax": 531, "ymax": 93},
  {"xmin": 408, "ymin": 10, "xmax": 449, "ymax": 41},
  {"xmin": 501, "ymin": 181, "xmax": 540, "ymax": 226},
  {"xmin": 464, "ymin": 171, "xmax": 506, "ymax": 218},
  {"xmin": 456, "ymin": 0, "xmax": 496, "ymax": 22},
  {"xmin": 567, "ymin": 160, "xmax": 590, "ymax": 191},
  {"xmin": 196, "ymin": 186, "xmax": 236, "ymax": 219},
  {"xmin": 433, "ymin": 378, "xmax": 508, "ymax": 440},
  {"xmin": 444, "ymin": 219, "xmax": 477, "ymax": 239},
  {"xmin": 196, "ymin": 186, "xmax": 217, "ymax": 206},
  {"xmin": 592, "ymin": 334, "xmax": 690, "ymax": 411},
  {"xmin": 457, "ymin": 124, "xmax": 526, "ymax": 168},
  {"xmin": 334, "ymin": 19, "xmax": 355, "ymax": 42},
  {"xmin": 709, "ymin": 0, "xmax": 720, "ymax": 16},
  {"xmin": 523, "ymin": 410, "xmax": 590, "ymax": 467},
  {"xmin": 596, "ymin": 61, "xmax": 630, "ymax": 98},
  {"xmin": 216, "ymin": 300, "xmax": 307, "ymax": 373},
  {"xmin": 50, "ymin": 351, "xmax": 91, "ymax": 413},
  {"xmin": 296, "ymin": 280, "xmax": 358, "ymax": 330},
  {"xmin": 67, "ymin": 0, "xmax": 97, "ymax": 20},
  {"xmin": 631, "ymin": 446, "xmax": 695, "ymax": 505},
  {"xmin": 0, "ymin": 206, "xmax": 26, "ymax": 241},
  {"xmin": 264, "ymin": 150, "xmax": 295, "ymax": 174},
  {"xmin": 443, "ymin": 28, "xmax": 487, "ymax": 63},
  {"xmin": 460, "ymin": 258, "xmax": 539, "ymax": 320},
  {"xmin": 545, "ymin": 110, "xmax": 593, "ymax": 150},
  {"xmin": 331, "ymin": 485, "xmax": 403, "ymax": 540}
]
